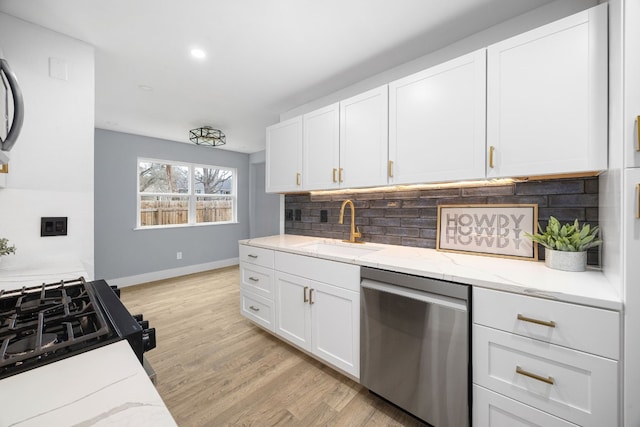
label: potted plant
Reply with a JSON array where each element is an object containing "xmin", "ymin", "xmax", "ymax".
[
  {"xmin": 0, "ymin": 238, "xmax": 16, "ymax": 258},
  {"xmin": 525, "ymin": 216, "xmax": 602, "ymax": 272}
]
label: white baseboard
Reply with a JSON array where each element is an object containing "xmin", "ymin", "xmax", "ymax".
[{"xmin": 108, "ymin": 258, "xmax": 239, "ymax": 288}]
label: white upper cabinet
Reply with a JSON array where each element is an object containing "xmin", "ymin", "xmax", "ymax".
[
  {"xmin": 339, "ymin": 85, "xmax": 389, "ymax": 188},
  {"xmin": 302, "ymin": 103, "xmax": 340, "ymax": 190},
  {"xmin": 626, "ymin": 0, "xmax": 640, "ymax": 169},
  {"xmin": 389, "ymin": 49, "xmax": 487, "ymax": 185},
  {"xmin": 486, "ymin": 4, "xmax": 607, "ymax": 179},
  {"xmin": 266, "ymin": 116, "xmax": 303, "ymax": 193}
]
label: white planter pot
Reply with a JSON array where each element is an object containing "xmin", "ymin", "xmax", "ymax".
[{"xmin": 544, "ymin": 249, "xmax": 587, "ymax": 272}]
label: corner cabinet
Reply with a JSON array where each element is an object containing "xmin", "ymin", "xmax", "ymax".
[
  {"xmin": 486, "ymin": 4, "xmax": 608, "ymax": 179},
  {"xmin": 266, "ymin": 116, "xmax": 303, "ymax": 193},
  {"xmin": 388, "ymin": 49, "xmax": 486, "ymax": 185},
  {"xmin": 472, "ymin": 287, "xmax": 619, "ymax": 427},
  {"xmin": 339, "ymin": 85, "xmax": 389, "ymax": 188}
]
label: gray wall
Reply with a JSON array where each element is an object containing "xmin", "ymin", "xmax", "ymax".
[
  {"xmin": 250, "ymin": 162, "xmax": 280, "ymax": 238},
  {"xmin": 94, "ymin": 129, "xmax": 250, "ymax": 281}
]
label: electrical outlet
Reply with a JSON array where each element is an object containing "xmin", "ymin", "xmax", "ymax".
[{"xmin": 176, "ymin": 251, "xmax": 182, "ymax": 260}]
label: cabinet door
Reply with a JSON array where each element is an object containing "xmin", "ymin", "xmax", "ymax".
[
  {"xmin": 274, "ymin": 272, "xmax": 311, "ymax": 351},
  {"xmin": 266, "ymin": 116, "xmax": 303, "ymax": 192},
  {"xmin": 487, "ymin": 5, "xmax": 607, "ymax": 178},
  {"xmin": 625, "ymin": 168, "xmax": 640, "ymax": 427},
  {"xmin": 309, "ymin": 281, "xmax": 359, "ymax": 378},
  {"xmin": 339, "ymin": 85, "xmax": 388, "ymax": 188},
  {"xmin": 303, "ymin": 103, "xmax": 340, "ymax": 190},
  {"xmin": 625, "ymin": 0, "xmax": 640, "ymax": 168},
  {"xmin": 389, "ymin": 50, "xmax": 486, "ymax": 185}
]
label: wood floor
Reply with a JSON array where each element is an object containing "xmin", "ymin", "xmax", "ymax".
[{"xmin": 120, "ymin": 266, "xmax": 426, "ymax": 427}]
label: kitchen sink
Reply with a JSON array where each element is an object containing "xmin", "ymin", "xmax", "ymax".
[{"xmin": 296, "ymin": 241, "xmax": 382, "ymax": 258}]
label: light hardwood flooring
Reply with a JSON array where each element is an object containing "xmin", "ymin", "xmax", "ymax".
[{"xmin": 120, "ymin": 266, "xmax": 426, "ymax": 427}]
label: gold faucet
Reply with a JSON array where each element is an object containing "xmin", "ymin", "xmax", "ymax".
[{"xmin": 339, "ymin": 199, "xmax": 362, "ymax": 244}]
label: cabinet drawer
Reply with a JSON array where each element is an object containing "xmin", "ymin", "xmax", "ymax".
[
  {"xmin": 239, "ymin": 244, "xmax": 274, "ymax": 268},
  {"xmin": 473, "ymin": 385, "xmax": 579, "ymax": 427},
  {"xmin": 240, "ymin": 289, "xmax": 275, "ymax": 332},
  {"xmin": 240, "ymin": 263, "xmax": 273, "ymax": 298},
  {"xmin": 473, "ymin": 324, "xmax": 618, "ymax": 427},
  {"xmin": 274, "ymin": 251, "xmax": 359, "ymax": 292},
  {"xmin": 473, "ymin": 287, "xmax": 619, "ymax": 359}
]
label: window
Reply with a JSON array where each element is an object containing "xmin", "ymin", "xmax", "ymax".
[{"xmin": 137, "ymin": 159, "xmax": 236, "ymax": 228}]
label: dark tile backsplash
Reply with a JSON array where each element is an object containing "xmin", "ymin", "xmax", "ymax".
[{"xmin": 285, "ymin": 177, "xmax": 600, "ymax": 265}]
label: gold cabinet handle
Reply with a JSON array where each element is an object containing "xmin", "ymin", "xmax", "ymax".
[
  {"xmin": 248, "ymin": 277, "xmax": 259, "ymax": 282},
  {"xmin": 637, "ymin": 116, "xmax": 640, "ymax": 152},
  {"xmin": 517, "ymin": 314, "xmax": 556, "ymax": 328},
  {"xmin": 339, "ymin": 168, "xmax": 344, "ymax": 183},
  {"xmin": 304, "ymin": 286, "xmax": 309, "ymax": 303},
  {"xmin": 249, "ymin": 305, "xmax": 260, "ymax": 312},
  {"xmin": 332, "ymin": 168, "xmax": 337, "ymax": 183},
  {"xmin": 489, "ymin": 146, "xmax": 495, "ymax": 168},
  {"xmin": 247, "ymin": 254, "xmax": 258, "ymax": 259},
  {"xmin": 296, "ymin": 172, "xmax": 301, "ymax": 186},
  {"xmin": 309, "ymin": 288, "xmax": 315, "ymax": 305},
  {"xmin": 637, "ymin": 184, "xmax": 640, "ymax": 219},
  {"xmin": 516, "ymin": 366, "xmax": 554, "ymax": 385},
  {"xmin": 388, "ymin": 160, "xmax": 394, "ymax": 178}
]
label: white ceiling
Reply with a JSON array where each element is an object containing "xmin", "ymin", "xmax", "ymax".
[{"xmin": 0, "ymin": 0, "xmax": 555, "ymax": 153}]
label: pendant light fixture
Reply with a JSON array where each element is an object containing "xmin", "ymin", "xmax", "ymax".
[{"xmin": 189, "ymin": 126, "xmax": 226, "ymax": 147}]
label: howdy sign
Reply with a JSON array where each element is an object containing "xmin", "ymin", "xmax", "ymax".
[{"xmin": 436, "ymin": 204, "xmax": 538, "ymax": 260}]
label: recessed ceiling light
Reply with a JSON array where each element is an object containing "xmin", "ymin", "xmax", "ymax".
[
  {"xmin": 190, "ymin": 48, "xmax": 206, "ymax": 59},
  {"xmin": 138, "ymin": 85, "xmax": 153, "ymax": 91}
]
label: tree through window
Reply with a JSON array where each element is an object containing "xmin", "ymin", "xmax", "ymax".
[{"xmin": 137, "ymin": 159, "xmax": 236, "ymax": 227}]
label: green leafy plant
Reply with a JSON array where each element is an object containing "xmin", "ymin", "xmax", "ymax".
[
  {"xmin": 525, "ymin": 216, "xmax": 602, "ymax": 252},
  {"xmin": 0, "ymin": 238, "xmax": 16, "ymax": 257}
]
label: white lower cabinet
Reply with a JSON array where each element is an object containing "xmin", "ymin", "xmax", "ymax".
[
  {"xmin": 473, "ymin": 287, "xmax": 620, "ymax": 427},
  {"xmin": 274, "ymin": 265, "xmax": 359, "ymax": 378},
  {"xmin": 240, "ymin": 244, "xmax": 360, "ymax": 379}
]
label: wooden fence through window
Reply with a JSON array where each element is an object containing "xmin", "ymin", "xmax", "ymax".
[{"xmin": 140, "ymin": 199, "xmax": 232, "ymax": 226}]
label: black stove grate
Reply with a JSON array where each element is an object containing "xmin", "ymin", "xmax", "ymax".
[{"xmin": 0, "ymin": 277, "xmax": 113, "ymax": 372}]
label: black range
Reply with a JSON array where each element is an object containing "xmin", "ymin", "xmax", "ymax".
[{"xmin": 0, "ymin": 277, "xmax": 156, "ymax": 380}]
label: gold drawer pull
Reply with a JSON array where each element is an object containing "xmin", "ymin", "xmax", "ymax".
[
  {"xmin": 304, "ymin": 286, "xmax": 309, "ymax": 303},
  {"xmin": 388, "ymin": 160, "xmax": 394, "ymax": 178},
  {"xmin": 516, "ymin": 366, "xmax": 554, "ymax": 385},
  {"xmin": 489, "ymin": 146, "xmax": 495, "ymax": 168},
  {"xmin": 249, "ymin": 306, "xmax": 260, "ymax": 312},
  {"xmin": 248, "ymin": 277, "xmax": 259, "ymax": 282},
  {"xmin": 517, "ymin": 314, "xmax": 556, "ymax": 328},
  {"xmin": 247, "ymin": 254, "xmax": 258, "ymax": 259},
  {"xmin": 332, "ymin": 168, "xmax": 337, "ymax": 183},
  {"xmin": 339, "ymin": 168, "xmax": 344, "ymax": 183},
  {"xmin": 296, "ymin": 172, "xmax": 301, "ymax": 186},
  {"xmin": 309, "ymin": 288, "xmax": 315, "ymax": 305}
]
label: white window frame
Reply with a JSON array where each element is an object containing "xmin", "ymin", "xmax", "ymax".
[{"xmin": 136, "ymin": 157, "xmax": 237, "ymax": 229}]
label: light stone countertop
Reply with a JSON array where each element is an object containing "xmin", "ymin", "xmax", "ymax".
[
  {"xmin": 240, "ymin": 234, "xmax": 621, "ymax": 311},
  {"xmin": 0, "ymin": 340, "xmax": 176, "ymax": 427}
]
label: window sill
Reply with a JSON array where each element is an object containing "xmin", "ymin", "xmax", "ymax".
[{"xmin": 133, "ymin": 221, "xmax": 238, "ymax": 231}]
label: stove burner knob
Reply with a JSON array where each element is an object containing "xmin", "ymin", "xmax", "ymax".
[
  {"xmin": 142, "ymin": 328, "xmax": 156, "ymax": 352},
  {"xmin": 133, "ymin": 314, "xmax": 143, "ymax": 322},
  {"xmin": 138, "ymin": 320, "xmax": 149, "ymax": 329}
]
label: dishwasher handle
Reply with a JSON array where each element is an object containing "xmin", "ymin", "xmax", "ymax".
[{"xmin": 361, "ymin": 279, "xmax": 468, "ymax": 312}]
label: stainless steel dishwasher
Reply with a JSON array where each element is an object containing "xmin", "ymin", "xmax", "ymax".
[{"xmin": 360, "ymin": 267, "xmax": 470, "ymax": 427}]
